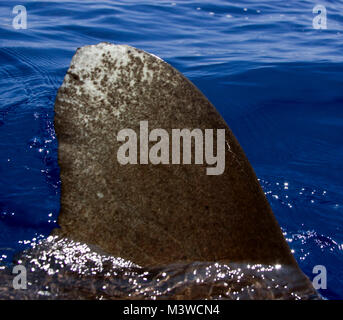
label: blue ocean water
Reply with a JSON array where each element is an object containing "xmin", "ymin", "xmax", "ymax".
[{"xmin": 0, "ymin": 0, "xmax": 342, "ymax": 299}]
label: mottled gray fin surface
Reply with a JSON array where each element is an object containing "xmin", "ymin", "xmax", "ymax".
[{"xmin": 53, "ymin": 42, "xmax": 297, "ymax": 268}]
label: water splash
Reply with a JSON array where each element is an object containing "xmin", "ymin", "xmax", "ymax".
[{"xmin": 0, "ymin": 236, "xmax": 319, "ymax": 300}]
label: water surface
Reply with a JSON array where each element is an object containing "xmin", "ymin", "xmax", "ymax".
[{"xmin": 0, "ymin": 0, "xmax": 342, "ymax": 299}]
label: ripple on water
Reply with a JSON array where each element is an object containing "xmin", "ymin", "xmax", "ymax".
[
  {"xmin": 259, "ymin": 177, "xmax": 343, "ymax": 299},
  {"xmin": 0, "ymin": 0, "xmax": 343, "ymax": 299},
  {"xmin": 0, "ymin": 236, "xmax": 320, "ymax": 300}
]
